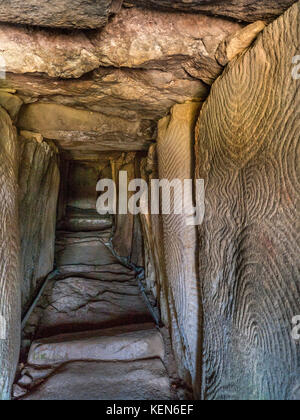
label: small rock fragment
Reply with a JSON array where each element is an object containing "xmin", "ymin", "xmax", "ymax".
[
  {"xmin": 216, "ymin": 21, "xmax": 266, "ymax": 66},
  {"xmin": 0, "ymin": 91, "xmax": 23, "ymax": 121},
  {"xmin": 20, "ymin": 130, "xmax": 43, "ymax": 143},
  {"xmin": 17, "ymin": 374, "xmax": 33, "ymax": 387},
  {"xmin": 13, "ymin": 384, "xmax": 28, "ymax": 399}
]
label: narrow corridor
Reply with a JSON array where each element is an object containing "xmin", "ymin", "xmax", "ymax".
[{"xmin": 15, "ymin": 208, "xmax": 173, "ymax": 400}]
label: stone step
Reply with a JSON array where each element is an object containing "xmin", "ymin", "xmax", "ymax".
[
  {"xmin": 58, "ymin": 217, "xmax": 113, "ymax": 232},
  {"xmin": 57, "ymin": 208, "xmax": 113, "ymax": 232},
  {"xmin": 21, "ymin": 359, "xmax": 172, "ymax": 400},
  {"xmin": 36, "ymin": 276, "xmax": 152, "ymax": 337},
  {"xmin": 57, "ymin": 264, "xmax": 136, "ymax": 281},
  {"xmin": 56, "ymin": 230, "xmax": 112, "ymax": 242},
  {"xmin": 55, "ymin": 235, "xmax": 118, "ymax": 266},
  {"xmin": 28, "ymin": 323, "xmax": 164, "ymax": 366}
]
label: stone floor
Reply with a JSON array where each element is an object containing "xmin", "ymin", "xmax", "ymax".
[{"xmin": 14, "ymin": 211, "xmax": 173, "ymax": 400}]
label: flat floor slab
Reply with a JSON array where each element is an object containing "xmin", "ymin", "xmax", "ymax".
[
  {"xmin": 57, "ymin": 264, "xmax": 136, "ymax": 281},
  {"xmin": 28, "ymin": 323, "xmax": 165, "ymax": 366},
  {"xmin": 55, "ymin": 235, "xmax": 117, "ymax": 266},
  {"xmin": 22, "ymin": 359, "xmax": 172, "ymax": 400},
  {"xmin": 36, "ymin": 276, "xmax": 152, "ymax": 337}
]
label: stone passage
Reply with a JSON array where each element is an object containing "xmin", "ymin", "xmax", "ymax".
[
  {"xmin": 0, "ymin": 0, "xmax": 298, "ymax": 402},
  {"xmin": 15, "ymin": 206, "xmax": 173, "ymax": 400}
]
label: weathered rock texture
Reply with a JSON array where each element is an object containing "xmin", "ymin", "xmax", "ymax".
[
  {"xmin": 139, "ymin": 145, "xmax": 168, "ymax": 317},
  {"xmin": 4, "ymin": 69, "xmax": 208, "ymax": 123},
  {"xmin": 139, "ymin": 104, "xmax": 203, "ymax": 394},
  {"xmin": 0, "ymin": 0, "xmax": 295, "ymax": 31},
  {"xmin": 33, "ymin": 229, "xmax": 151, "ymax": 338},
  {"xmin": 22, "ymin": 359, "xmax": 171, "ymax": 400},
  {"xmin": 55, "ymin": 232, "xmax": 117, "ymax": 267},
  {"xmin": 195, "ymin": 3, "xmax": 300, "ymax": 400},
  {"xmin": 156, "ymin": 103, "xmax": 202, "ymax": 393},
  {"xmin": 0, "ymin": 0, "xmax": 122, "ymax": 29},
  {"xmin": 0, "ymin": 10, "xmax": 241, "ymax": 79},
  {"xmin": 28, "ymin": 324, "xmax": 164, "ymax": 366},
  {"xmin": 17, "ymin": 103, "xmax": 151, "ymax": 152},
  {"xmin": 112, "ymin": 152, "xmax": 137, "ymax": 257},
  {"xmin": 0, "ymin": 8, "xmax": 243, "ymax": 151},
  {"xmin": 216, "ymin": 20, "xmax": 266, "ymax": 66},
  {"xmin": 0, "ymin": 107, "xmax": 20, "ymax": 400},
  {"xmin": 36, "ymin": 273, "xmax": 151, "ymax": 336},
  {"xmin": 127, "ymin": 0, "xmax": 296, "ymax": 22},
  {"xmin": 19, "ymin": 136, "xmax": 60, "ymax": 314},
  {"xmin": 0, "ymin": 91, "xmax": 23, "ymax": 122}
]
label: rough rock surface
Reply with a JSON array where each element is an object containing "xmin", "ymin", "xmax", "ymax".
[
  {"xmin": 0, "ymin": 107, "xmax": 20, "ymax": 400},
  {"xmin": 4, "ymin": 69, "xmax": 208, "ymax": 122},
  {"xmin": 19, "ymin": 137, "xmax": 60, "ymax": 314},
  {"xmin": 36, "ymin": 274, "xmax": 152, "ymax": 337},
  {"xmin": 0, "ymin": 10, "xmax": 241, "ymax": 79},
  {"xmin": 55, "ymin": 232, "xmax": 118, "ymax": 266},
  {"xmin": 22, "ymin": 359, "xmax": 171, "ymax": 400},
  {"xmin": 195, "ymin": 3, "xmax": 300, "ymax": 400},
  {"xmin": 88, "ymin": 8, "xmax": 240, "ymax": 78},
  {"xmin": 112, "ymin": 152, "xmax": 137, "ymax": 257},
  {"xmin": 127, "ymin": 0, "xmax": 296, "ymax": 22},
  {"xmin": 0, "ymin": 8, "xmax": 243, "ymax": 153},
  {"xmin": 216, "ymin": 20, "xmax": 266, "ymax": 66},
  {"xmin": 0, "ymin": 0, "xmax": 122, "ymax": 29},
  {"xmin": 31, "ymin": 225, "xmax": 152, "ymax": 337},
  {"xmin": 139, "ymin": 145, "xmax": 167, "ymax": 304},
  {"xmin": 0, "ymin": 92, "xmax": 23, "ymax": 122}
]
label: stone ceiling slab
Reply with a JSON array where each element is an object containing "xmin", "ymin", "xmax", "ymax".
[
  {"xmin": 17, "ymin": 104, "xmax": 154, "ymax": 152},
  {"xmin": 0, "ymin": 6, "xmax": 272, "ymax": 154},
  {"xmin": 0, "ymin": 8, "xmax": 242, "ymax": 81},
  {"xmin": 91, "ymin": 8, "xmax": 242, "ymax": 72},
  {"xmin": 3, "ymin": 68, "xmax": 208, "ymax": 121},
  {"xmin": 0, "ymin": 0, "xmax": 122, "ymax": 29},
  {"xmin": 125, "ymin": 0, "xmax": 296, "ymax": 22}
]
